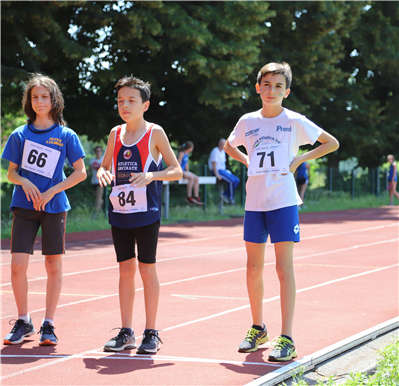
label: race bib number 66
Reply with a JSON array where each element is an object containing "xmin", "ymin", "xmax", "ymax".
[
  {"xmin": 21, "ymin": 140, "xmax": 61, "ymax": 179},
  {"xmin": 248, "ymin": 143, "xmax": 289, "ymax": 176}
]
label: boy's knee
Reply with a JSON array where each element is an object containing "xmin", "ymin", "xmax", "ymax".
[
  {"xmin": 45, "ymin": 258, "xmax": 62, "ymax": 275},
  {"xmin": 11, "ymin": 261, "xmax": 27, "ymax": 276},
  {"xmin": 139, "ymin": 263, "xmax": 157, "ymax": 280},
  {"xmin": 119, "ymin": 260, "xmax": 136, "ymax": 278},
  {"xmin": 247, "ymin": 262, "xmax": 263, "ymax": 277},
  {"xmin": 275, "ymin": 263, "xmax": 294, "ymax": 280}
]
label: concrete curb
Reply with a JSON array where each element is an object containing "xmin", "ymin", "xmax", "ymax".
[{"xmin": 245, "ymin": 317, "xmax": 399, "ymax": 386}]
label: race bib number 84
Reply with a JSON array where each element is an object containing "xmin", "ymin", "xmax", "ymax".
[
  {"xmin": 110, "ymin": 184, "xmax": 147, "ymax": 214},
  {"xmin": 248, "ymin": 143, "xmax": 289, "ymax": 176}
]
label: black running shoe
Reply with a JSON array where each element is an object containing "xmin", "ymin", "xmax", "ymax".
[
  {"xmin": 137, "ymin": 329, "xmax": 163, "ymax": 354},
  {"xmin": 38, "ymin": 321, "xmax": 58, "ymax": 346},
  {"xmin": 103, "ymin": 328, "xmax": 136, "ymax": 352},
  {"xmin": 4, "ymin": 317, "xmax": 36, "ymax": 345}
]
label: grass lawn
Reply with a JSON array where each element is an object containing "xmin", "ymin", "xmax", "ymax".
[{"xmin": 1, "ymin": 191, "xmax": 394, "ymax": 240}]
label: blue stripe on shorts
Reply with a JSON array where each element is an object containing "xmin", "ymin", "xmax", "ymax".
[{"xmin": 244, "ymin": 205, "xmax": 300, "ymax": 244}]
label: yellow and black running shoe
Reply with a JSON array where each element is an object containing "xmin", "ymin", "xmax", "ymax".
[
  {"xmin": 268, "ymin": 335, "xmax": 297, "ymax": 361},
  {"xmin": 238, "ymin": 324, "xmax": 269, "ymax": 353}
]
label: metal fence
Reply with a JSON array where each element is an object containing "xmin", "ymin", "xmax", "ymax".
[{"xmin": 0, "ymin": 165, "xmax": 391, "ymax": 221}]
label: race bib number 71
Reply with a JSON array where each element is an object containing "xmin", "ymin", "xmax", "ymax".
[{"xmin": 248, "ymin": 143, "xmax": 289, "ymax": 176}]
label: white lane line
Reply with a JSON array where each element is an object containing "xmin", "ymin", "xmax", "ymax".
[
  {"xmin": 171, "ymin": 294, "xmax": 249, "ymax": 300},
  {"xmin": 1, "ymin": 238, "xmax": 397, "ymax": 318},
  {"xmin": 0, "ymin": 353, "xmax": 283, "ymax": 368},
  {"xmin": 1, "ymin": 222, "xmax": 397, "ymax": 265},
  {"xmin": 1, "ymin": 262, "xmax": 397, "ymax": 381},
  {"xmin": 301, "ymin": 223, "xmax": 398, "ymax": 241},
  {"xmin": 0, "ymin": 247, "xmax": 245, "ymax": 288}
]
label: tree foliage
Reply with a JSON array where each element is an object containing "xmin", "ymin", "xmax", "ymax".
[{"xmin": 1, "ymin": 1, "xmax": 398, "ymax": 167}]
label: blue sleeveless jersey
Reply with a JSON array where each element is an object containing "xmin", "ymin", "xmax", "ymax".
[
  {"xmin": 180, "ymin": 153, "xmax": 189, "ymax": 170},
  {"xmin": 388, "ymin": 163, "xmax": 397, "ymax": 182},
  {"xmin": 296, "ymin": 162, "xmax": 308, "ymax": 180},
  {"xmin": 108, "ymin": 125, "xmax": 163, "ymax": 228}
]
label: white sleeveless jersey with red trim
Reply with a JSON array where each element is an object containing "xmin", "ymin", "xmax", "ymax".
[{"xmin": 108, "ymin": 124, "xmax": 163, "ymax": 228}]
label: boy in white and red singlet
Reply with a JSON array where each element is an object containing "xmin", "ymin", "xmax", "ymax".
[
  {"xmin": 224, "ymin": 62, "xmax": 339, "ymax": 361},
  {"xmin": 97, "ymin": 76, "xmax": 182, "ymax": 354}
]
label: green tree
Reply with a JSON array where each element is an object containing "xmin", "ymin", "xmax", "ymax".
[
  {"xmin": 1, "ymin": 1, "xmax": 95, "ymax": 114},
  {"xmin": 334, "ymin": 1, "xmax": 399, "ymax": 168},
  {"xmin": 2, "ymin": 1, "xmax": 397, "ymax": 168}
]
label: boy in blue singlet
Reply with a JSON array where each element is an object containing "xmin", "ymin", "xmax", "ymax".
[
  {"xmin": 224, "ymin": 62, "xmax": 339, "ymax": 361},
  {"xmin": 98, "ymin": 76, "xmax": 182, "ymax": 353},
  {"xmin": 2, "ymin": 74, "xmax": 87, "ymax": 346}
]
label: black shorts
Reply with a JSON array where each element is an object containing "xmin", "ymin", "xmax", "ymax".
[
  {"xmin": 111, "ymin": 221, "xmax": 160, "ymax": 264},
  {"xmin": 11, "ymin": 207, "xmax": 67, "ymax": 255},
  {"xmin": 296, "ymin": 177, "xmax": 307, "ymax": 185}
]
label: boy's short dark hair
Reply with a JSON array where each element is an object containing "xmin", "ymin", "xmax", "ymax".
[
  {"xmin": 257, "ymin": 62, "xmax": 292, "ymax": 89},
  {"xmin": 115, "ymin": 76, "xmax": 151, "ymax": 103}
]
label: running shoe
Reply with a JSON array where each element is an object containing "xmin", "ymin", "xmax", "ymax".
[
  {"xmin": 192, "ymin": 197, "xmax": 204, "ymax": 206},
  {"xmin": 186, "ymin": 197, "xmax": 195, "ymax": 205},
  {"xmin": 137, "ymin": 329, "xmax": 163, "ymax": 354},
  {"xmin": 103, "ymin": 328, "xmax": 136, "ymax": 352},
  {"xmin": 4, "ymin": 317, "xmax": 36, "ymax": 345},
  {"xmin": 268, "ymin": 335, "xmax": 297, "ymax": 361},
  {"xmin": 229, "ymin": 198, "xmax": 236, "ymax": 205},
  {"xmin": 38, "ymin": 321, "xmax": 58, "ymax": 346},
  {"xmin": 238, "ymin": 324, "xmax": 269, "ymax": 353}
]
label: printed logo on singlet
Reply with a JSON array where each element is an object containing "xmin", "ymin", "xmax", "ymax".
[
  {"xmin": 245, "ymin": 128, "xmax": 260, "ymax": 137},
  {"xmin": 149, "ymin": 207, "xmax": 159, "ymax": 211},
  {"xmin": 123, "ymin": 150, "xmax": 132, "ymax": 160},
  {"xmin": 276, "ymin": 125, "xmax": 292, "ymax": 132}
]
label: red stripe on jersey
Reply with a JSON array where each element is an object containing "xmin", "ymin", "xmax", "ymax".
[
  {"xmin": 136, "ymin": 125, "xmax": 153, "ymax": 172},
  {"xmin": 113, "ymin": 126, "xmax": 123, "ymax": 175}
]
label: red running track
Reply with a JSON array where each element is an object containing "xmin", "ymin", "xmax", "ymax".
[{"xmin": 1, "ymin": 207, "xmax": 398, "ymax": 385}]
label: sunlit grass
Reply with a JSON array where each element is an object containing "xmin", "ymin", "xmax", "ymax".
[{"xmin": 1, "ymin": 191, "xmax": 394, "ymax": 240}]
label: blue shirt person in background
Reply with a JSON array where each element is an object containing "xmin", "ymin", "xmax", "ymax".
[
  {"xmin": 387, "ymin": 154, "xmax": 399, "ymax": 205},
  {"xmin": 295, "ymin": 161, "xmax": 310, "ymax": 210},
  {"xmin": 177, "ymin": 141, "xmax": 204, "ymax": 205}
]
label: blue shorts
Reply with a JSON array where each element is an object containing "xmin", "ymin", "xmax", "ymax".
[{"xmin": 244, "ymin": 205, "xmax": 300, "ymax": 244}]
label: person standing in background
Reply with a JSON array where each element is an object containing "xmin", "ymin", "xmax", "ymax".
[
  {"xmin": 89, "ymin": 146, "xmax": 104, "ymax": 212},
  {"xmin": 387, "ymin": 154, "xmax": 399, "ymax": 205},
  {"xmin": 295, "ymin": 161, "xmax": 310, "ymax": 210}
]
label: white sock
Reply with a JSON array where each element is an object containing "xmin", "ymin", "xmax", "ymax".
[
  {"xmin": 18, "ymin": 314, "xmax": 30, "ymax": 323},
  {"xmin": 42, "ymin": 317, "xmax": 54, "ymax": 326}
]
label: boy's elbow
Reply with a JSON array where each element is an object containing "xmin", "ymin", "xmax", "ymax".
[
  {"xmin": 81, "ymin": 169, "xmax": 87, "ymax": 182},
  {"xmin": 333, "ymin": 139, "xmax": 340, "ymax": 151}
]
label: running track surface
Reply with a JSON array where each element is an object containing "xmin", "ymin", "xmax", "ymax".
[{"xmin": 1, "ymin": 207, "xmax": 398, "ymax": 385}]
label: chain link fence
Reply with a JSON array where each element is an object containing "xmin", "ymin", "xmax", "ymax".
[{"xmin": 1, "ymin": 165, "xmax": 391, "ymax": 223}]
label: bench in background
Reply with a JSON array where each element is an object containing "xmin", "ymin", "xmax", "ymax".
[{"xmin": 163, "ymin": 176, "xmax": 218, "ymax": 220}]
